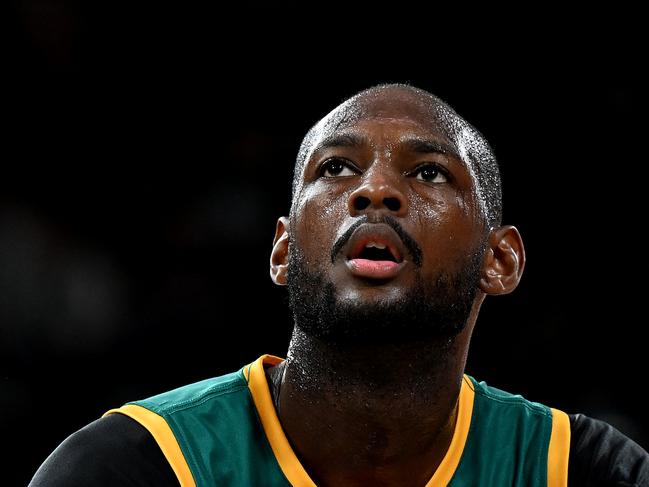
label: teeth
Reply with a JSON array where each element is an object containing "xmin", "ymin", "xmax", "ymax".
[{"xmin": 365, "ymin": 241, "xmax": 387, "ymax": 249}]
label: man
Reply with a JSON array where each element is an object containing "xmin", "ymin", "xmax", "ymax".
[{"xmin": 30, "ymin": 84, "xmax": 649, "ymax": 486}]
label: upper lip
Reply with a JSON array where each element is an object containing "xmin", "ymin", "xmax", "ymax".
[{"xmin": 343, "ymin": 223, "xmax": 406, "ymax": 263}]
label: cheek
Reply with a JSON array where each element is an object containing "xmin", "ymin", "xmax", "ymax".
[
  {"xmin": 409, "ymin": 191, "xmax": 447, "ymax": 227},
  {"xmin": 455, "ymin": 189, "xmax": 482, "ymax": 224},
  {"xmin": 409, "ymin": 187, "xmax": 476, "ymax": 226},
  {"xmin": 293, "ymin": 185, "xmax": 351, "ymax": 262},
  {"xmin": 410, "ymin": 192, "xmax": 479, "ymax": 264}
]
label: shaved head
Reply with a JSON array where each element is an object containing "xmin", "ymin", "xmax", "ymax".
[{"xmin": 292, "ymin": 83, "xmax": 502, "ymax": 228}]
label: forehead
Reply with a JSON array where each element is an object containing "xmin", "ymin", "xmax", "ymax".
[
  {"xmin": 306, "ymin": 89, "xmax": 471, "ymax": 161},
  {"xmin": 311, "ymin": 117, "xmax": 463, "ymax": 163}
]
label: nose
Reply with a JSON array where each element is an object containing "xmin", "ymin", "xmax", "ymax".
[{"xmin": 347, "ymin": 169, "xmax": 407, "ymax": 217}]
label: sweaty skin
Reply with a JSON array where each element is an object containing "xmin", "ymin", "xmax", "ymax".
[{"xmin": 268, "ymin": 86, "xmax": 524, "ymax": 487}]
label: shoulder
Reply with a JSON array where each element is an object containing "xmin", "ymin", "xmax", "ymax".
[
  {"xmin": 130, "ymin": 368, "xmax": 249, "ymax": 415},
  {"xmin": 28, "ymin": 413, "xmax": 178, "ymax": 487},
  {"xmin": 29, "ymin": 367, "xmax": 251, "ymax": 487},
  {"xmin": 568, "ymin": 413, "xmax": 649, "ymax": 486},
  {"xmin": 467, "ymin": 375, "xmax": 554, "ymax": 422},
  {"xmin": 466, "ymin": 377, "xmax": 649, "ymax": 484}
]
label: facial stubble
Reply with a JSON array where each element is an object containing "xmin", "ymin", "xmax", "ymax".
[{"xmin": 287, "ymin": 240, "xmax": 485, "ymax": 346}]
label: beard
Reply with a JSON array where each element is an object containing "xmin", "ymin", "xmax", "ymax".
[{"xmin": 287, "ymin": 242, "xmax": 485, "ymax": 346}]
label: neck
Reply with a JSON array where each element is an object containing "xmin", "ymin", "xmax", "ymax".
[{"xmin": 269, "ymin": 325, "xmax": 473, "ymax": 487}]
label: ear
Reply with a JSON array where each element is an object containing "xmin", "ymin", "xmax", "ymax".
[
  {"xmin": 479, "ymin": 225, "xmax": 525, "ymax": 295},
  {"xmin": 270, "ymin": 217, "xmax": 290, "ymax": 286}
]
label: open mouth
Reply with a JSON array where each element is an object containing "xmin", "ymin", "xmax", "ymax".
[
  {"xmin": 355, "ymin": 242, "xmax": 400, "ymax": 262},
  {"xmin": 343, "ymin": 226, "xmax": 406, "ymax": 280}
]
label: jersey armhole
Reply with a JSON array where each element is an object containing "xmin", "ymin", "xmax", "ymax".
[
  {"xmin": 547, "ymin": 408, "xmax": 570, "ymax": 487},
  {"xmin": 105, "ymin": 405, "xmax": 196, "ymax": 487}
]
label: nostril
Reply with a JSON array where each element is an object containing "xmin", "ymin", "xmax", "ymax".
[
  {"xmin": 354, "ymin": 196, "xmax": 371, "ymax": 211},
  {"xmin": 383, "ymin": 197, "xmax": 401, "ymax": 212}
]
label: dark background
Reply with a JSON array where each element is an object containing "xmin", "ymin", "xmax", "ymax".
[{"xmin": 3, "ymin": 4, "xmax": 646, "ymax": 485}]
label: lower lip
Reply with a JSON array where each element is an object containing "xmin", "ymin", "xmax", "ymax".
[{"xmin": 347, "ymin": 258, "xmax": 403, "ymax": 279}]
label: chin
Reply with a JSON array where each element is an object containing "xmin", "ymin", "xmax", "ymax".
[{"xmin": 336, "ymin": 283, "xmax": 408, "ymax": 309}]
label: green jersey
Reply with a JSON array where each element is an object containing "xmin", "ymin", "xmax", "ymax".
[{"xmin": 106, "ymin": 355, "xmax": 570, "ymax": 486}]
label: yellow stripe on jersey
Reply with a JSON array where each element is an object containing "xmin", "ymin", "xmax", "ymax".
[
  {"xmin": 104, "ymin": 404, "xmax": 196, "ymax": 487},
  {"xmin": 548, "ymin": 407, "xmax": 570, "ymax": 487},
  {"xmin": 247, "ymin": 354, "xmax": 318, "ymax": 487},
  {"xmin": 426, "ymin": 375, "xmax": 476, "ymax": 486}
]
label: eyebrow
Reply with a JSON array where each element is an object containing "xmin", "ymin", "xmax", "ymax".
[
  {"xmin": 311, "ymin": 132, "xmax": 465, "ymax": 166},
  {"xmin": 401, "ymin": 137, "xmax": 462, "ymax": 162},
  {"xmin": 313, "ymin": 133, "xmax": 369, "ymax": 153}
]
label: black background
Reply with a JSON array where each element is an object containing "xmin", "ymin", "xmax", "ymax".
[{"xmin": 3, "ymin": 4, "xmax": 646, "ymax": 485}]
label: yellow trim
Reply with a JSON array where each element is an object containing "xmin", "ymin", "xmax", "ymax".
[
  {"xmin": 425, "ymin": 375, "xmax": 475, "ymax": 486},
  {"xmin": 104, "ymin": 404, "xmax": 196, "ymax": 487},
  {"xmin": 247, "ymin": 355, "xmax": 318, "ymax": 487},
  {"xmin": 247, "ymin": 355, "xmax": 474, "ymax": 487},
  {"xmin": 243, "ymin": 363, "xmax": 251, "ymax": 381},
  {"xmin": 547, "ymin": 408, "xmax": 570, "ymax": 487}
]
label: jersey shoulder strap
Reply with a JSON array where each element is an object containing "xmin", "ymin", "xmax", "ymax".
[
  {"xmin": 449, "ymin": 376, "xmax": 570, "ymax": 487},
  {"xmin": 105, "ymin": 363, "xmax": 291, "ymax": 486}
]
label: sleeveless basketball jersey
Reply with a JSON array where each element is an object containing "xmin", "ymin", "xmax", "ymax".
[{"xmin": 105, "ymin": 355, "xmax": 570, "ymax": 486}]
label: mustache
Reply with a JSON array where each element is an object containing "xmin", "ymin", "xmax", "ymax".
[{"xmin": 330, "ymin": 215, "xmax": 423, "ymax": 267}]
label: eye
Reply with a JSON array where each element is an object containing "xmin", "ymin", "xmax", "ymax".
[
  {"xmin": 413, "ymin": 164, "xmax": 448, "ymax": 183},
  {"xmin": 320, "ymin": 158, "xmax": 358, "ymax": 178}
]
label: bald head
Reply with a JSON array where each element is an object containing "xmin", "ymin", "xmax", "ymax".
[{"xmin": 292, "ymin": 84, "xmax": 502, "ymax": 228}]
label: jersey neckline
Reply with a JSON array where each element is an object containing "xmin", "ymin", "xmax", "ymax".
[{"xmin": 244, "ymin": 354, "xmax": 475, "ymax": 486}]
